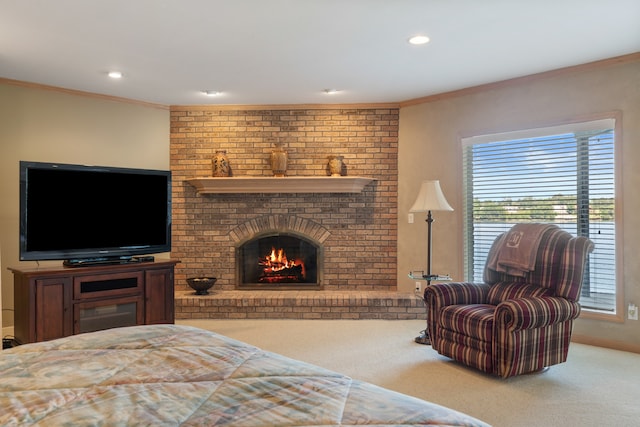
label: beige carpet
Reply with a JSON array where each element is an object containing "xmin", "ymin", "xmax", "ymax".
[{"xmin": 177, "ymin": 319, "xmax": 640, "ymax": 427}]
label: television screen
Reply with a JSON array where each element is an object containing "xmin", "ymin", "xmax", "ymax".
[{"xmin": 20, "ymin": 161, "xmax": 171, "ymax": 265}]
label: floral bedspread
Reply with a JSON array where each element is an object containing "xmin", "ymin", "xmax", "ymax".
[{"xmin": 0, "ymin": 324, "xmax": 490, "ymax": 426}]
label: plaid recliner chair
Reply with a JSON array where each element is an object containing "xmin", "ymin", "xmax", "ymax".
[{"xmin": 424, "ymin": 224, "xmax": 594, "ymax": 378}]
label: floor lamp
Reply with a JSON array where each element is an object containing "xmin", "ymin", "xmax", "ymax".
[{"xmin": 410, "ymin": 180, "xmax": 453, "ymax": 344}]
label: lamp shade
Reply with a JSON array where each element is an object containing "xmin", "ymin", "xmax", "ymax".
[{"xmin": 409, "ymin": 180, "xmax": 454, "ymax": 213}]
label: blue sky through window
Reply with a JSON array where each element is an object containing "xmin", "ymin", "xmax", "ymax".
[{"xmin": 470, "ymin": 131, "xmax": 614, "ymax": 201}]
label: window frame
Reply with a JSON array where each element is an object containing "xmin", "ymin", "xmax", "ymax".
[{"xmin": 460, "ymin": 114, "xmax": 624, "ymax": 322}]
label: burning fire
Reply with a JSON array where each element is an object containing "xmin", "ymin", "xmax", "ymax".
[{"xmin": 258, "ymin": 247, "xmax": 305, "ymax": 282}]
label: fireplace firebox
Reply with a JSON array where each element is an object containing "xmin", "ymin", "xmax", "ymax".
[{"xmin": 237, "ymin": 233, "xmax": 322, "ymax": 289}]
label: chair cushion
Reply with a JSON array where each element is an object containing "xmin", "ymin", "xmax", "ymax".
[
  {"xmin": 487, "ymin": 282, "xmax": 555, "ymax": 306},
  {"xmin": 439, "ymin": 304, "xmax": 495, "ymax": 342}
]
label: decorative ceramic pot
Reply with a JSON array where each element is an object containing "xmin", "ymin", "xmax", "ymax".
[
  {"xmin": 270, "ymin": 143, "xmax": 288, "ymax": 177},
  {"xmin": 186, "ymin": 277, "xmax": 217, "ymax": 295},
  {"xmin": 328, "ymin": 155, "xmax": 344, "ymax": 177},
  {"xmin": 212, "ymin": 150, "xmax": 230, "ymax": 177}
]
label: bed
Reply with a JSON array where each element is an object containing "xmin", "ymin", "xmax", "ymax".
[{"xmin": 1, "ymin": 324, "xmax": 490, "ymax": 426}]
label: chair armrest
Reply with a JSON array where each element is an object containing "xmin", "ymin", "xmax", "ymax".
[
  {"xmin": 425, "ymin": 282, "xmax": 490, "ymax": 348},
  {"xmin": 495, "ymin": 296, "xmax": 581, "ymax": 331},
  {"xmin": 424, "ymin": 282, "xmax": 491, "ymax": 307}
]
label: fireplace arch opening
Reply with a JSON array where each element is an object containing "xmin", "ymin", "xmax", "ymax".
[{"xmin": 236, "ymin": 232, "xmax": 323, "ymax": 290}]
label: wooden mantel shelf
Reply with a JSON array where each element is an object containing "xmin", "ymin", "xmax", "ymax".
[{"xmin": 186, "ymin": 176, "xmax": 376, "ymax": 194}]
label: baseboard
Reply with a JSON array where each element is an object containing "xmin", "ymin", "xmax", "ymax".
[{"xmin": 572, "ymin": 334, "xmax": 640, "ymax": 354}]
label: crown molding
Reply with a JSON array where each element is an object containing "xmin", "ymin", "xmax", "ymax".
[
  {"xmin": 400, "ymin": 52, "xmax": 640, "ymax": 108},
  {"xmin": 171, "ymin": 102, "xmax": 399, "ymax": 111},
  {"xmin": 3, "ymin": 51, "xmax": 638, "ymax": 111},
  {"xmin": 0, "ymin": 77, "xmax": 170, "ymax": 110}
]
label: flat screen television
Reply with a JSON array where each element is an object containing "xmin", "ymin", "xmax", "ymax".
[{"xmin": 20, "ymin": 161, "xmax": 171, "ymax": 266}]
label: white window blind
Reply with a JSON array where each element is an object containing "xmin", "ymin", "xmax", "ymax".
[{"xmin": 462, "ymin": 119, "xmax": 616, "ymax": 313}]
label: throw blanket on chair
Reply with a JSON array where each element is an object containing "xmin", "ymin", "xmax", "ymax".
[{"xmin": 487, "ymin": 223, "xmax": 557, "ymax": 277}]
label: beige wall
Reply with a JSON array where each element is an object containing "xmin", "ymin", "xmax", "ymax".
[
  {"xmin": 0, "ymin": 82, "xmax": 170, "ymax": 328},
  {"xmin": 0, "ymin": 246, "xmax": 2, "ymax": 334},
  {"xmin": 397, "ymin": 57, "xmax": 640, "ymax": 350}
]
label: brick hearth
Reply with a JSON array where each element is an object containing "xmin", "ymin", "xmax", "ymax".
[{"xmin": 175, "ymin": 290, "xmax": 425, "ymax": 320}]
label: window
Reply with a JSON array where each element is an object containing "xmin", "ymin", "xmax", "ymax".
[{"xmin": 462, "ymin": 118, "xmax": 618, "ymax": 314}]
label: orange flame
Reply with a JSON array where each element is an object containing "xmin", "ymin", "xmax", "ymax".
[{"xmin": 259, "ymin": 246, "xmax": 305, "ymax": 277}]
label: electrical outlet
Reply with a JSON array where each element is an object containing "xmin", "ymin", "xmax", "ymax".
[
  {"xmin": 415, "ymin": 282, "xmax": 421, "ymax": 292},
  {"xmin": 408, "ymin": 213, "xmax": 414, "ymax": 224},
  {"xmin": 628, "ymin": 303, "xmax": 638, "ymax": 320}
]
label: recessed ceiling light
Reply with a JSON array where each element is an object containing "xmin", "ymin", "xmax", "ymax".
[
  {"xmin": 203, "ymin": 90, "xmax": 221, "ymax": 96},
  {"xmin": 108, "ymin": 71, "xmax": 123, "ymax": 79},
  {"xmin": 408, "ymin": 35, "xmax": 430, "ymax": 45},
  {"xmin": 323, "ymin": 89, "xmax": 339, "ymax": 94}
]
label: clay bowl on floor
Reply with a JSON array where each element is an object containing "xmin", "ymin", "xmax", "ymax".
[{"xmin": 186, "ymin": 277, "xmax": 217, "ymax": 295}]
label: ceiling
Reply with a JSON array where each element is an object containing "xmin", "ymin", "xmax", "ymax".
[{"xmin": 2, "ymin": 0, "xmax": 639, "ymax": 106}]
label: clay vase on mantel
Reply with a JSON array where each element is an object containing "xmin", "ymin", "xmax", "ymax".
[
  {"xmin": 328, "ymin": 155, "xmax": 344, "ymax": 177},
  {"xmin": 212, "ymin": 150, "xmax": 230, "ymax": 177},
  {"xmin": 270, "ymin": 143, "xmax": 288, "ymax": 177}
]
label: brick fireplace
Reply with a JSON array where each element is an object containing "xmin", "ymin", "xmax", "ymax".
[{"xmin": 169, "ymin": 106, "xmax": 424, "ymax": 319}]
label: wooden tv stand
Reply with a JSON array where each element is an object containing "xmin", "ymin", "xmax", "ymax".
[{"xmin": 10, "ymin": 259, "xmax": 179, "ymax": 344}]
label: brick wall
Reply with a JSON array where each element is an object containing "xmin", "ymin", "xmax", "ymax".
[{"xmin": 170, "ymin": 106, "xmax": 399, "ymax": 294}]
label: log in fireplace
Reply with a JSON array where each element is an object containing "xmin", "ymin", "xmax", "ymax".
[{"xmin": 237, "ymin": 233, "xmax": 322, "ymax": 289}]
